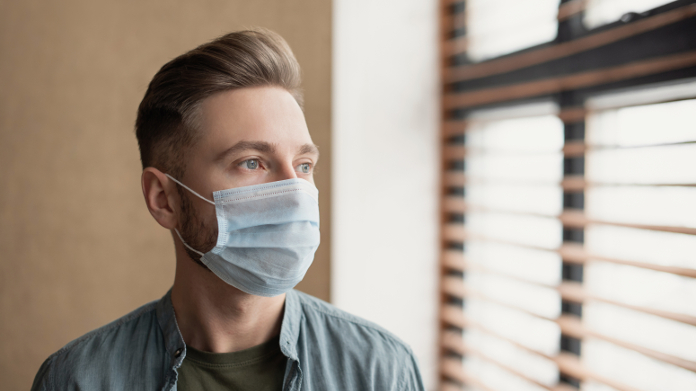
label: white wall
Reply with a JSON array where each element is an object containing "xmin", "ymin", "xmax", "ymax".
[{"xmin": 332, "ymin": 1, "xmax": 440, "ymax": 389}]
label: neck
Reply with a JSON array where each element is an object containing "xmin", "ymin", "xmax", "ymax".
[{"xmin": 170, "ymin": 243, "xmax": 286, "ymax": 353}]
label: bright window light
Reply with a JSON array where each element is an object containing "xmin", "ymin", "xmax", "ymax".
[
  {"xmin": 466, "ymin": 298, "xmax": 560, "ymax": 356},
  {"xmin": 466, "ymin": 0, "xmax": 560, "ymax": 62},
  {"xmin": 586, "ymin": 261, "xmax": 696, "ymax": 317},
  {"xmin": 584, "ymin": 0, "xmax": 675, "ymax": 29},
  {"xmin": 467, "ymin": 115, "xmax": 564, "ymax": 152},
  {"xmin": 463, "ymin": 356, "xmax": 549, "ymax": 391},
  {"xmin": 586, "ymin": 144, "xmax": 696, "ymax": 184},
  {"xmin": 464, "ymin": 329, "xmax": 559, "ymax": 386},
  {"xmin": 467, "ymin": 153, "xmax": 563, "ymax": 183},
  {"xmin": 586, "ymin": 185, "xmax": 696, "ymax": 228},
  {"xmin": 587, "ymin": 99, "xmax": 696, "ymax": 147},
  {"xmin": 584, "ymin": 302, "xmax": 696, "ymax": 362},
  {"xmin": 582, "ymin": 338, "xmax": 696, "ymax": 391},
  {"xmin": 466, "ymin": 271, "xmax": 561, "ymax": 318},
  {"xmin": 466, "ymin": 183, "xmax": 562, "ymax": 216},
  {"xmin": 466, "ymin": 240, "xmax": 562, "ymax": 286},
  {"xmin": 467, "ymin": 212, "xmax": 562, "ymax": 249},
  {"xmin": 581, "ymin": 381, "xmax": 621, "ymax": 391},
  {"xmin": 585, "ymin": 224, "xmax": 696, "ymax": 269}
]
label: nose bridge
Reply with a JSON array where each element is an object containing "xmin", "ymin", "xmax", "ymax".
[{"xmin": 276, "ymin": 157, "xmax": 298, "ymax": 181}]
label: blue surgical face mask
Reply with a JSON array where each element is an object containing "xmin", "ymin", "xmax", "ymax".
[{"xmin": 166, "ymin": 174, "xmax": 321, "ymax": 297}]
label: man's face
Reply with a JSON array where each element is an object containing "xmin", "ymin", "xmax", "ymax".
[{"xmin": 177, "ymin": 86, "xmax": 319, "ymax": 259}]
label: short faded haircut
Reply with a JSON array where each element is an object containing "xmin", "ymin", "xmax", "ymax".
[{"xmin": 135, "ymin": 29, "xmax": 303, "ymax": 177}]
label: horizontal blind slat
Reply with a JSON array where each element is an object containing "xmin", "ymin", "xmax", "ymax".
[
  {"xmin": 444, "ymin": 173, "xmax": 696, "ymax": 189},
  {"xmin": 557, "ymin": 0, "xmax": 587, "ymax": 21},
  {"xmin": 444, "ymin": 333, "xmax": 558, "ymax": 391},
  {"xmin": 441, "ymin": 307, "xmax": 645, "ymax": 391},
  {"xmin": 443, "ymin": 204, "xmax": 696, "ymax": 235},
  {"xmin": 441, "ymin": 357, "xmax": 497, "ymax": 391},
  {"xmin": 440, "ymin": 232, "xmax": 696, "ymax": 278},
  {"xmin": 444, "ymin": 146, "xmax": 467, "ymax": 160},
  {"xmin": 440, "ymin": 295, "xmax": 696, "ymax": 374},
  {"xmin": 443, "ymin": 273, "xmax": 696, "ymax": 327},
  {"xmin": 444, "ymin": 51, "xmax": 696, "ymax": 109},
  {"xmin": 444, "ymin": 262, "xmax": 696, "ymax": 325},
  {"xmin": 444, "ymin": 4, "xmax": 696, "ymax": 81}
]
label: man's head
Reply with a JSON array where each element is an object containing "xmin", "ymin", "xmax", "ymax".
[
  {"xmin": 137, "ymin": 29, "xmax": 319, "ymax": 269},
  {"xmin": 135, "ymin": 29, "xmax": 304, "ymax": 179}
]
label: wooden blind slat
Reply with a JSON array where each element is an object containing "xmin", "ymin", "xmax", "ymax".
[
  {"xmin": 444, "ymin": 4, "xmax": 696, "ymax": 81},
  {"xmin": 444, "ymin": 141, "xmax": 692, "ymax": 159},
  {"xmin": 444, "ymin": 203, "xmax": 696, "ymax": 236},
  {"xmin": 443, "ymin": 36, "xmax": 468, "ymax": 56},
  {"xmin": 441, "ymin": 357, "xmax": 497, "ymax": 391},
  {"xmin": 443, "ymin": 145, "xmax": 467, "ymax": 160},
  {"xmin": 558, "ymin": 108, "xmax": 587, "ymax": 123},
  {"xmin": 441, "ymin": 312, "xmax": 643, "ymax": 391},
  {"xmin": 439, "ymin": 232, "xmax": 696, "ymax": 279},
  {"xmin": 440, "ymin": 382, "xmax": 466, "ymax": 391},
  {"xmin": 559, "ymin": 209, "xmax": 696, "ymax": 236},
  {"xmin": 444, "ymin": 172, "xmax": 466, "ymax": 187},
  {"xmin": 445, "ymin": 173, "xmax": 696, "ymax": 190},
  {"xmin": 442, "ymin": 270, "xmax": 696, "ymax": 326},
  {"xmin": 443, "ymin": 196, "xmax": 466, "ymax": 214},
  {"xmin": 447, "ymin": 335, "xmax": 559, "ymax": 391},
  {"xmin": 558, "ymin": 315, "xmax": 696, "ymax": 374},
  {"xmin": 442, "ymin": 301, "xmax": 696, "ymax": 374},
  {"xmin": 562, "ymin": 142, "xmax": 586, "ymax": 157},
  {"xmin": 557, "ymin": 0, "xmax": 587, "ymax": 21},
  {"xmin": 444, "ymin": 51, "xmax": 696, "ymax": 109},
  {"xmin": 443, "ymin": 223, "xmax": 467, "ymax": 242},
  {"xmin": 441, "ymin": 303, "xmax": 467, "ymax": 329},
  {"xmin": 553, "ymin": 352, "xmax": 644, "ymax": 391},
  {"xmin": 442, "ymin": 249, "xmax": 465, "ymax": 271},
  {"xmin": 561, "ymin": 176, "xmax": 586, "ymax": 191},
  {"xmin": 443, "ymin": 120, "xmax": 468, "ymax": 137},
  {"xmin": 443, "ymin": 108, "xmax": 580, "ymax": 139}
]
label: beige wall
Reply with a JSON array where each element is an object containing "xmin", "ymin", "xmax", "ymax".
[{"xmin": 0, "ymin": 1, "xmax": 331, "ymax": 388}]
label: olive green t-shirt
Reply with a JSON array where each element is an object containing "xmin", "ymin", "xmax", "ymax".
[{"xmin": 177, "ymin": 336, "xmax": 287, "ymax": 391}]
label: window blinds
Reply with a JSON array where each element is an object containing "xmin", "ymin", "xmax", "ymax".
[{"xmin": 437, "ymin": 1, "xmax": 696, "ymax": 390}]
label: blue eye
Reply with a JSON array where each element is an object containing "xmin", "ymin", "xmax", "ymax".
[
  {"xmin": 298, "ymin": 163, "xmax": 311, "ymax": 174},
  {"xmin": 243, "ymin": 159, "xmax": 259, "ymax": 169}
]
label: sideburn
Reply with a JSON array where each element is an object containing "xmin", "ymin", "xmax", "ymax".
[{"xmin": 177, "ymin": 186, "xmax": 218, "ymax": 270}]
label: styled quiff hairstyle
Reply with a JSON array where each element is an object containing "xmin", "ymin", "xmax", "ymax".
[{"xmin": 135, "ymin": 29, "xmax": 303, "ymax": 177}]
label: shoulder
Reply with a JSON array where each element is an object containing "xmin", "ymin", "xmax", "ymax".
[
  {"xmin": 290, "ymin": 290, "xmax": 424, "ymax": 390},
  {"xmin": 293, "ymin": 290, "xmax": 410, "ymax": 348},
  {"xmin": 31, "ymin": 299, "xmax": 162, "ymax": 391}
]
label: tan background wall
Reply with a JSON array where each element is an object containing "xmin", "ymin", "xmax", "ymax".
[{"xmin": 0, "ymin": 1, "xmax": 331, "ymax": 388}]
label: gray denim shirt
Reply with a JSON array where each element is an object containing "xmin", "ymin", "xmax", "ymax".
[{"xmin": 31, "ymin": 289, "xmax": 425, "ymax": 390}]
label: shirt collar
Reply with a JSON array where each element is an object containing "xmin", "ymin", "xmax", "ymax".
[
  {"xmin": 155, "ymin": 289, "xmax": 303, "ymax": 363},
  {"xmin": 156, "ymin": 289, "xmax": 187, "ymax": 368},
  {"xmin": 279, "ymin": 289, "xmax": 302, "ymax": 360}
]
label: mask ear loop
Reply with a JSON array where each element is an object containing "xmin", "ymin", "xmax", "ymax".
[
  {"xmin": 165, "ymin": 174, "xmax": 215, "ymax": 205},
  {"xmin": 175, "ymin": 229, "xmax": 205, "ymax": 257},
  {"xmin": 165, "ymin": 173, "xmax": 214, "ymax": 257}
]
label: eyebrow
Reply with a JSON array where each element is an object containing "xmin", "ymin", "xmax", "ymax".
[
  {"xmin": 214, "ymin": 141, "xmax": 276, "ymax": 162},
  {"xmin": 299, "ymin": 143, "xmax": 320, "ymax": 159},
  {"xmin": 214, "ymin": 140, "xmax": 320, "ymax": 162}
]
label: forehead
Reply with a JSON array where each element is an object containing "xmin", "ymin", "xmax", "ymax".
[{"xmin": 195, "ymin": 86, "xmax": 312, "ymax": 151}]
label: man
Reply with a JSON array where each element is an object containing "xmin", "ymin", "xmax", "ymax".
[{"xmin": 31, "ymin": 29, "xmax": 424, "ymax": 390}]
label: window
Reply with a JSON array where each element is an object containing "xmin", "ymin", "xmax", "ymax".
[
  {"xmin": 584, "ymin": 0, "xmax": 676, "ymax": 29},
  {"xmin": 438, "ymin": 1, "xmax": 696, "ymax": 390},
  {"xmin": 464, "ymin": 0, "xmax": 560, "ymax": 62}
]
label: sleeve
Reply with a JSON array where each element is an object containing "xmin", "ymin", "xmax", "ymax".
[
  {"xmin": 31, "ymin": 356, "xmax": 55, "ymax": 391},
  {"xmin": 397, "ymin": 349, "xmax": 426, "ymax": 391}
]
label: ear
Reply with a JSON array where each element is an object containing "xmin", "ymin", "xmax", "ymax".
[{"xmin": 141, "ymin": 167, "xmax": 180, "ymax": 230}]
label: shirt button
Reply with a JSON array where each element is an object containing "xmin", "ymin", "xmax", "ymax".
[{"xmin": 174, "ymin": 348, "xmax": 182, "ymax": 358}]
